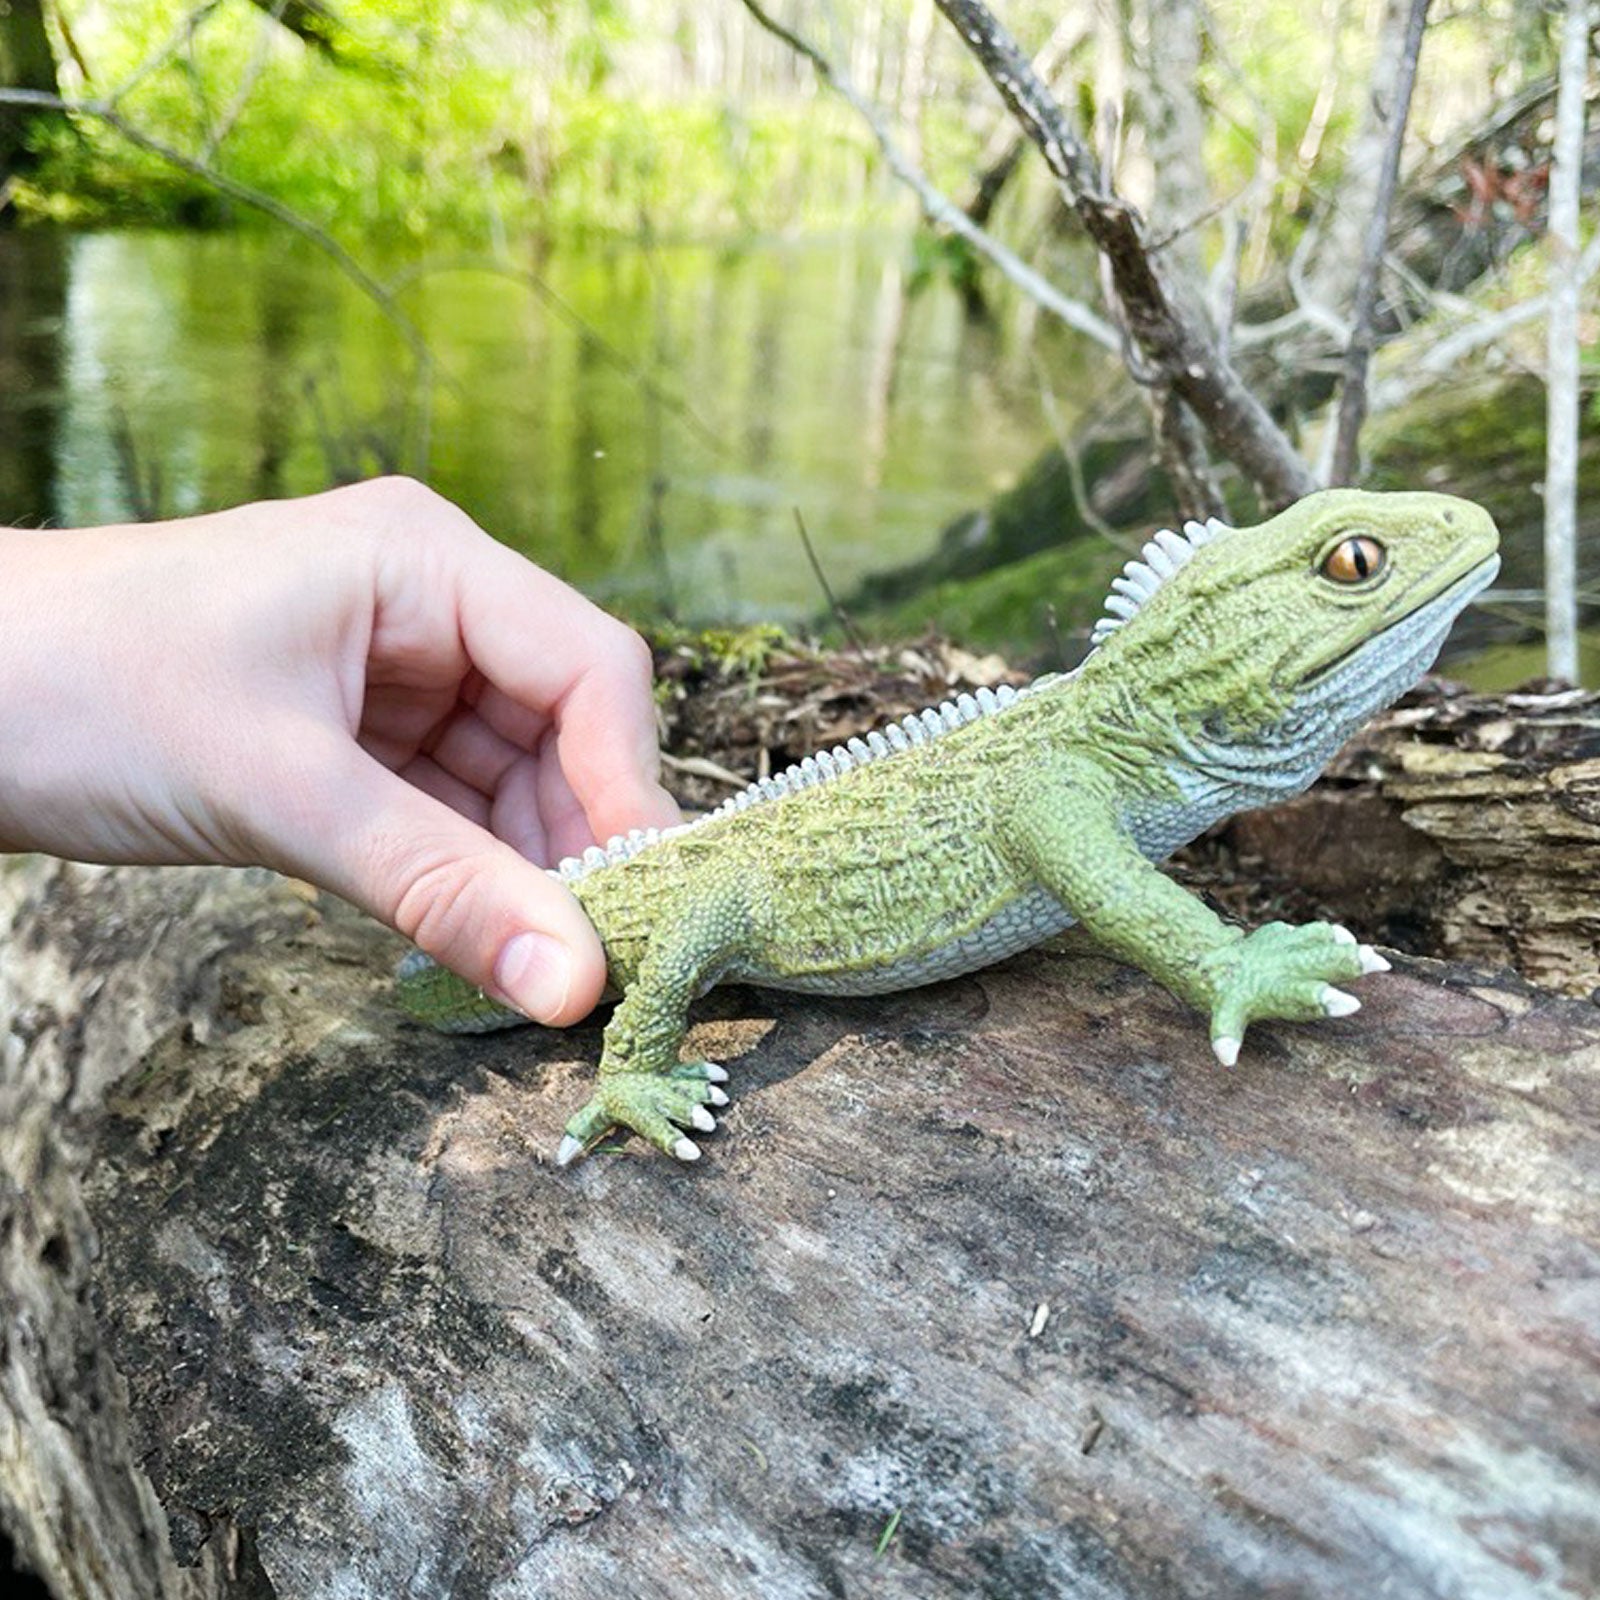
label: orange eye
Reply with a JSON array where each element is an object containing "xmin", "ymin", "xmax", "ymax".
[{"xmin": 1321, "ymin": 536, "xmax": 1385, "ymax": 584}]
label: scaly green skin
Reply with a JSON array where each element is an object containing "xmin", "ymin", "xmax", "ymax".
[{"xmin": 396, "ymin": 489, "xmax": 1501, "ymax": 1164}]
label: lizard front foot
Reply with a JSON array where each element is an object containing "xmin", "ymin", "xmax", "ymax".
[
  {"xmin": 555, "ymin": 1062, "xmax": 730, "ymax": 1167},
  {"xmin": 1201, "ymin": 922, "xmax": 1388, "ymax": 1066}
]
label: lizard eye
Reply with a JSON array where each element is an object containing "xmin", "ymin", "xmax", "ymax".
[{"xmin": 1321, "ymin": 535, "xmax": 1385, "ymax": 584}]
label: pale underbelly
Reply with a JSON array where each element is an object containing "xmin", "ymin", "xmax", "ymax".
[{"xmin": 727, "ymin": 887, "xmax": 1077, "ymax": 997}]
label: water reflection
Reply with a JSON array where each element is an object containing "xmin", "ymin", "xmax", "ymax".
[
  {"xmin": 0, "ymin": 228, "xmax": 1069, "ymax": 624},
  {"xmin": 0, "ymin": 229, "xmax": 64, "ymax": 525}
]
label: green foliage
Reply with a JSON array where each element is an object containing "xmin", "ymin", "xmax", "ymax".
[
  {"xmin": 907, "ymin": 228, "xmax": 983, "ymax": 298},
  {"xmin": 22, "ymin": 0, "xmax": 895, "ymax": 240}
]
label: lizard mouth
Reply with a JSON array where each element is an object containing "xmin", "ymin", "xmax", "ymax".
[{"xmin": 1304, "ymin": 550, "xmax": 1501, "ymax": 685}]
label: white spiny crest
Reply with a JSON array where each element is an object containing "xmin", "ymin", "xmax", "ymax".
[
  {"xmin": 1089, "ymin": 517, "xmax": 1235, "ymax": 648},
  {"xmin": 548, "ymin": 681, "xmax": 1027, "ymax": 884}
]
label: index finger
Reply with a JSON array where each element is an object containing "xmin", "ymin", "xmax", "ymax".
[{"xmin": 446, "ymin": 532, "xmax": 682, "ymax": 845}]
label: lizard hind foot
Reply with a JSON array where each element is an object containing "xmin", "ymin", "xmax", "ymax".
[{"xmin": 557, "ymin": 1063, "xmax": 731, "ymax": 1166}]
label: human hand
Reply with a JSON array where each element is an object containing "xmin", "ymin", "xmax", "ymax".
[{"xmin": 0, "ymin": 477, "xmax": 681, "ymax": 1024}]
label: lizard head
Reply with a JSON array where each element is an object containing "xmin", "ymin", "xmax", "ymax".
[{"xmin": 1084, "ymin": 487, "xmax": 1500, "ymax": 764}]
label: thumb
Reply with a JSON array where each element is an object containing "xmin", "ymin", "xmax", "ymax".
[{"xmin": 266, "ymin": 743, "xmax": 609, "ymax": 1026}]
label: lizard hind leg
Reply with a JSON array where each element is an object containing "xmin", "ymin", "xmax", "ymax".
[{"xmin": 555, "ymin": 900, "xmax": 743, "ymax": 1167}]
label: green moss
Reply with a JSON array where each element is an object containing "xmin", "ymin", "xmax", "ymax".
[
  {"xmin": 1366, "ymin": 373, "xmax": 1600, "ymax": 604},
  {"xmin": 849, "ymin": 537, "xmax": 1114, "ymax": 663},
  {"xmin": 646, "ymin": 621, "xmax": 792, "ymax": 680}
]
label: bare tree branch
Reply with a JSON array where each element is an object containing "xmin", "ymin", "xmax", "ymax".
[
  {"xmin": 1327, "ymin": 0, "xmax": 1431, "ymax": 485},
  {"xmin": 203, "ymin": 0, "xmax": 289, "ymax": 160},
  {"xmin": 959, "ymin": 11, "xmax": 1088, "ymax": 227},
  {"xmin": 930, "ymin": 0, "xmax": 1316, "ymax": 506},
  {"xmin": 1028, "ymin": 346, "xmax": 1125, "ymax": 549},
  {"xmin": 1153, "ymin": 383, "xmax": 1226, "ymax": 520},
  {"xmin": 735, "ymin": 0, "xmax": 1119, "ymax": 352},
  {"xmin": 1357, "ymin": 233, "xmax": 1599, "ymax": 461}
]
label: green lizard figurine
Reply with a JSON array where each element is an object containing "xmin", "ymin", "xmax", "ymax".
[{"xmin": 396, "ymin": 488, "xmax": 1500, "ymax": 1165}]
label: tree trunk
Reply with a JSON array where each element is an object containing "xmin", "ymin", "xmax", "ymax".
[
  {"xmin": 3, "ymin": 685, "xmax": 1600, "ymax": 1597},
  {"xmin": 0, "ymin": 0, "xmax": 57, "ymax": 189},
  {"xmin": 1304, "ymin": 0, "xmax": 1419, "ymax": 314},
  {"xmin": 1540, "ymin": 0, "xmax": 1593, "ymax": 684}
]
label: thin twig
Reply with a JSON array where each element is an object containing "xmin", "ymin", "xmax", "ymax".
[
  {"xmin": 794, "ymin": 508, "xmax": 868, "ymax": 657},
  {"xmin": 659, "ymin": 752, "xmax": 750, "ymax": 790},
  {"xmin": 0, "ymin": 87, "xmax": 432, "ymax": 368},
  {"xmin": 204, "ymin": 0, "xmax": 288, "ymax": 161},
  {"xmin": 106, "ymin": 2, "xmax": 227, "ymax": 109},
  {"xmin": 1327, "ymin": 0, "xmax": 1432, "ymax": 484},
  {"xmin": 1027, "ymin": 346, "xmax": 1124, "ymax": 548},
  {"xmin": 960, "ymin": 11, "xmax": 1088, "ymax": 224},
  {"xmin": 735, "ymin": 0, "xmax": 1118, "ymax": 352}
]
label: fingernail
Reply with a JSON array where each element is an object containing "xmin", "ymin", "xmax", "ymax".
[{"xmin": 493, "ymin": 931, "xmax": 571, "ymax": 1021}]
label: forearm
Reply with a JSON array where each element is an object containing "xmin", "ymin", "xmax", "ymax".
[{"xmin": 0, "ymin": 523, "xmax": 130, "ymax": 858}]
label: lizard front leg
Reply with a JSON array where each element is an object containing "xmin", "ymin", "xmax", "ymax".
[
  {"xmin": 1001, "ymin": 756, "xmax": 1387, "ymax": 1063},
  {"xmin": 555, "ymin": 905, "xmax": 742, "ymax": 1167}
]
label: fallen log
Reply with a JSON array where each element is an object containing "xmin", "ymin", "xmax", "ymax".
[
  {"xmin": 1212, "ymin": 681, "xmax": 1600, "ymax": 998},
  {"xmin": 3, "ymin": 670, "xmax": 1599, "ymax": 1598}
]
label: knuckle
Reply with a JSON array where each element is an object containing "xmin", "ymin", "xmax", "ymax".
[
  {"xmin": 368, "ymin": 473, "xmax": 440, "ymax": 512},
  {"xmin": 389, "ymin": 849, "xmax": 488, "ymax": 962},
  {"xmin": 603, "ymin": 623, "xmax": 656, "ymax": 686},
  {"xmin": 363, "ymin": 475, "xmax": 472, "ymax": 540}
]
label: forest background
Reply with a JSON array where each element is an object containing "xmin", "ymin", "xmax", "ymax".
[{"xmin": 0, "ymin": 0, "xmax": 1595, "ymax": 683}]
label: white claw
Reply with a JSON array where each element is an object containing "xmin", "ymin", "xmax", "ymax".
[
  {"xmin": 690, "ymin": 1106, "xmax": 717, "ymax": 1133},
  {"xmin": 673, "ymin": 1137, "xmax": 702, "ymax": 1162},
  {"xmin": 1321, "ymin": 986, "xmax": 1362, "ymax": 1018},
  {"xmin": 1358, "ymin": 945, "xmax": 1392, "ymax": 974},
  {"xmin": 707, "ymin": 1086, "xmax": 730, "ymax": 1107},
  {"xmin": 704, "ymin": 1063, "xmax": 729, "ymax": 1082},
  {"xmin": 1212, "ymin": 1035, "xmax": 1241, "ymax": 1068},
  {"xmin": 1329, "ymin": 924, "xmax": 1357, "ymax": 946},
  {"xmin": 555, "ymin": 1135, "xmax": 584, "ymax": 1168}
]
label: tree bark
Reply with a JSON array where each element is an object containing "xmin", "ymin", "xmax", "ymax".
[
  {"xmin": 3, "ymin": 685, "xmax": 1600, "ymax": 1597},
  {"xmin": 1212, "ymin": 682, "xmax": 1600, "ymax": 997},
  {"xmin": 1304, "ymin": 0, "xmax": 1420, "ymax": 314}
]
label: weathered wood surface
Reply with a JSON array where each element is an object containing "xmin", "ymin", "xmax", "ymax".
[
  {"xmin": 3, "ymin": 847, "xmax": 1599, "ymax": 1600},
  {"xmin": 1215, "ymin": 684, "xmax": 1600, "ymax": 997}
]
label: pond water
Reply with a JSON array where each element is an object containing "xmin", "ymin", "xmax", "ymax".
[{"xmin": 0, "ymin": 227, "xmax": 1086, "ymax": 626}]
